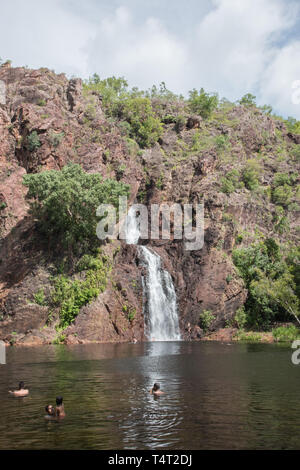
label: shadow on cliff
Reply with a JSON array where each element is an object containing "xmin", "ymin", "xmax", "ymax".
[{"xmin": 0, "ymin": 215, "xmax": 45, "ymax": 290}]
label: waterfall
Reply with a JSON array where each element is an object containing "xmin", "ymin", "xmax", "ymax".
[
  {"xmin": 125, "ymin": 207, "xmax": 181, "ymax": 341},
  {"xmin": 125, "ymin": 206, "xmax": 140, "ymax": 245}
]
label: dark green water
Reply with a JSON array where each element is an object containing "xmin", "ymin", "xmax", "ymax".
[{"xmin": 0, "ymin": 341, "xmax": 299, "ymax": 449}]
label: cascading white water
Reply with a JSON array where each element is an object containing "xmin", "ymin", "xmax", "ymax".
[
  {"xmin": 125, "ymin": 207, "xmax": 181, "ymax": 341},
  {"xmin": 139, "ymin": 246, "xmax": 181, "ymax": 341},
  {"xmin": 125, "ymin": 206, "xmax": 140, "ymax": 245}
]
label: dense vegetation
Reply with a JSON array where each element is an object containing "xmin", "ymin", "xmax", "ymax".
[
  {"xmin": 52, "ymin": 251, "xmax": 111, "ymax": 329},
  {"xmin": 233, "ymin": 240, "xmax": 299, "ymax": 330},
  {"xmin": 23, "ymin": 163, "xmax": 129, "ymax": 255},
  {"xmin": 23, "ymin": 164, "xmax": 128, "ymax": 333}
]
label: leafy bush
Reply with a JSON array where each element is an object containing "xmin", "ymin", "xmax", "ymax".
[
  {"xmin": 273, "ymin": 172, "xmax": 297, "ymax": 187},
  {"xmin": 285, "ymin": 117, "xmax": 300, "ymax": 134},
  {"xmin": 272, "ymin": 325, "xmax": 300, "ymax": 342},
  {"xmin": 199, "ymin": 310, "xmax": 214, "ymax": 332},
  {"xmin": 271, "ymin": 172, "xmax": 297, "ymax": 207},
  {"xmin": 33, "ymin": 288, "xmax": 46, "ymax": 306},
  {"xmin": 272, "ymin": 184, "xmax": 293, "ymax": 207},
  {"xmin": 27, "ymin": 131, "xmax": 41, "ymax": 152},
  {"xmin": 84, "ymin": 75, "xmax": 163, "ymax": 147},
  {"xmin": 233, "ymin": 239, "xmax": 299, "ymax": 329},
  {"xmin": 118, "ymin": 97, "xmax": 163, "ymax": 148},
  {"xmin": 233, "ymin": 307, "xmax": 247, "ymax": 329},
  {"xmin": 23, "ymin": 163, "xmax": 129, "ymax": 254},
  {"xmin": 220, "ymin": 169, "xmax": 241, "ymax": 194},
  {"xmin": 188, "ymin": 88, "xmax": 218, "ymax": 119},
  {"xmin": 83, "ymin": 74, "xmax": 128, "ymax": 116},
  {"xmin": 239, "ymin": 93, "xmax": 256, "ymax": 107},
  {"xmin": 242, "ymin": 159, "xmax": 261, "ymax": 190},
  {"xmin": 52, "ymin": 251, "xmax": 110, "ymax": 328},
  {"xmin": 259, "ymin": 104, "xmax": 273, "ymax": 115},
  {"xmin": 291, "ymin": 145, "xmax": 300, "ymax": 162}
]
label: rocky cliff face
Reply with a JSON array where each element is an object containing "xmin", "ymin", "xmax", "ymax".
[{"xmin": 0, "ymin": 64, "xmax": 299, "ymax": 345}]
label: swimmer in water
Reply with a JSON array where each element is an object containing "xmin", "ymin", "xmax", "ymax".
[
  {"xmin": 55, "ymin": 396, "xmax": 66, "ymax": 418},
  {"xmin": 9, "ymin": 381, "xmax": 29, "ymax": 397},
  {"xmin": 150, "ymin": 383, "xmax": 164, "ymax": 395},
  {"xmin": 45, "ymin": 405, "xmax": 56, "ymax": 419}
]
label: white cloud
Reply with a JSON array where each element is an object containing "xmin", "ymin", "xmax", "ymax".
[
  {"xmin": 191, "ymin": 0, "xmax": 297, "ymax": 96},
  {"xmin": 260, "ymin": 41, "xmax": 300, "ymax": 118},
  {"xmin": 1, "ymin": 0, "xmax": 300, "ymax": 117},
  {"xmin": 86, "ymin": 6, "xmax": 188, "ymax": 92},
  {"xmin": 0, "ymin": 0, "xmax": 94, "ymax": 76}
]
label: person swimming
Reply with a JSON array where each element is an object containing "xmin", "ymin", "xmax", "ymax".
[
  {"xmin": 45, "ymin": 404, "xmax": 56, "ymax": 419},
  {"xmin": 150, "ymin": 383, "xmax": 164, "ymax": 395},
  {"xmin": 9, "ymin": 381, "xmax": 29, "ymax": 397},
  {"xmin": 55, "ymin": 396, "xmax": 66, "ymax": 418}
]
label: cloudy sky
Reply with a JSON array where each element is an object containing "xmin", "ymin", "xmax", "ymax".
[{"xmin": 1, "ymin": 0, "xmax": 300, "ymax": 118}]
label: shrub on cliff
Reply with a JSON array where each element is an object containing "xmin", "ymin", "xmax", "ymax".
[
  {"xmin": 188, "ymin": 88, "xmax": 219, "ymax": 119},
  {"xmin": 242, "ymin": 159, "xmax": 261, "ymax": 190},
  {"xmin": 83, "ymin": 74, "xmax": 128, "ymax": 115},
  {"xmin": 239, "ymin": 93, "xmax": 256, "ymax": 107},
  {"xmin": 199, "ymin": 310, "xmax": 214, "ymax": 332},
  {"xmin": 52, "ymin": 250, "xmax": 111, "ymax": 328},
  {"xmin": 233, "ymin": 239, "xmax": 299, "ymax": 329},
  {"xmin": 23, "ymin": 163, "xmax": 129, "ymax": 254},
  {"xmin": 271, "ymin": 172, "xmax": 298, "ymax": 207},
  {"xmin": 117, "ymin": 96, "xmax": 163, "ymax": 148},
  {"xmin": 27, "ymin": 131, "xmax": 41, "ymax": 152},
  {"xmin": 285, "ymin": 116, "xmax": 300, "ymax": 134},
  {"xmin": 84, "ymin": 75, "xmax": 163, "ymax": 148},
  {"xmin": 220, "ymin": 169, "xmax": 242, "ymax": 194},
  {"xmin": 272, "ymin": 184, "xmax": 293, "ymax": 207}
]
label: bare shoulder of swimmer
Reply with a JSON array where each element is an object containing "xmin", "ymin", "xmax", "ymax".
[
  {"xmin": 153, "ymin": 389, "xmax": 164, "ymax": 395},
  {"xmin": 9, "ymin": 382, "xmax": 29, "ymax": 396},
  {"xmin": 9, "ymin": 389, "xmax": 29, "ymax": 397},
  {"xmin": 55, "ymin": 397, "xmax": 66, "ymax": 417},
  {"xmin": 151, "ymin": 383, "xmax": 164, "ymax": 395}
]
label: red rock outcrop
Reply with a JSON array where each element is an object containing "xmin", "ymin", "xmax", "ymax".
[{"xmin": 0, "ymin": 64, "xmax": 299, "ymax": 345}]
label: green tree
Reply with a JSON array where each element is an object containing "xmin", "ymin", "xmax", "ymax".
[
  {"xmin": 269, "ymin": 273, "xmax": 300, "ymax": 325},
  {"xmin": 83, "ymin": 75, "xmax": 128, "ymax": 116},
  {"xmin": 188, "ymin": 88, "xmax": 219, "ymax": 119},
  {"xmin": 23, "ymin": 163, "xmax": 129, "ymax": 254},
  {"xmin": 239, "ymin": 93, "xmax": 256, "ymax": 107},
  {"xmin": 233, "ymin": 240, "xmax": 299, "ymax": 328},
  {"xmin": 118, "ymin": 97, "xmax": 163, "ymax": 148},
  {"xmin": 285, "ymin": 116, "xmax": 300, "ymax": 134}
]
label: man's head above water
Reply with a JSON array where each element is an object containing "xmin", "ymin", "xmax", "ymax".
[{"xmin": 56, "ymin": 396, "xmax": 63, "ymax": 406}]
